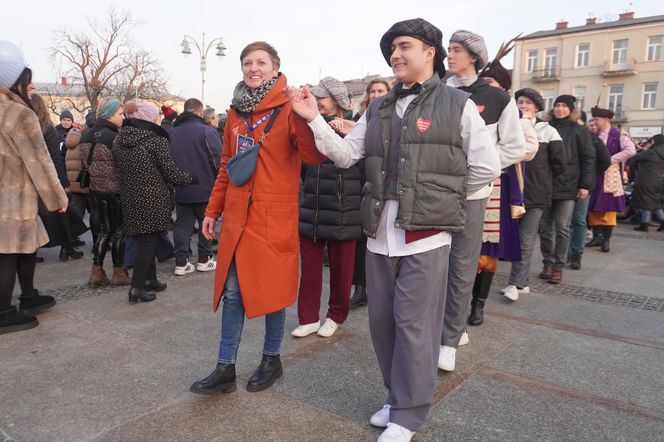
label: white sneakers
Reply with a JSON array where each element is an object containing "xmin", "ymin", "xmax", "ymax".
[
  {"xmin": 370, "ymin": 404, "xmax": 391, "ymax": 427},
  {"xmin": 174, "ymin": 261, "xmax": 195, "ymax": 276},
  {"xmin": 317, "ymin": 318, "xmax": 338, "ymax": 337},
  {"xmin": 196, "ymin": 257, "xmax": 217, "ymax": 272},
  {"xmin": 378, "ymin": 423, "xmax": 414, "ymax": 442},
  {"xmin": 175, "ymin": 258, "xmax": 216, "ymax": 275},
  {"xmin": 291, "ymin": 318, "xmax": 339, "ymax": 338},
  {"xmin": 501, "ymin": 284, "xmax": 530, "ymax": 301},
  {"xmin": 438, "ymin": 345, "xmax": 457, "ymax": 371},
  {"xmin": 459, "ymin": 330, "xmax": 469, "ymax": 346},
  {"xmin": 291, "ymin": 321, "xmax": 320, "ymax": 338}
]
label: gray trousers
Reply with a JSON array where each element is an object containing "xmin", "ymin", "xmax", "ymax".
[
  {"xmin": 441, "ymin": 198, "xmax": 488, "ymax": 348},
  {"xmin": 539, "ymin": 199, "xmax": 575, "ymax": 270},
  {"xmin": 173, "ymin": 202, "xmax": 213, "ymax": 266},
  {"xmin": 366, "ymin": 246, "xmax": 449, "ymax": 432},
  {"xmin": 509, "ymin": 207, "xmax": 544, "ymax": 288}
]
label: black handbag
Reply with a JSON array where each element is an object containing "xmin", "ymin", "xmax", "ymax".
[
  {"xmin": 226, "ymin": 107, "xmax": 282, "ymax": 186},
  {"xmin": 76, "ymin": 132, "xmax": 100, "ymax": 188}
]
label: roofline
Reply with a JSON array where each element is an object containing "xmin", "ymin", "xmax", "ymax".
[{"xmin": 518, "ymin": 15, "xmax": 664, "ymax": 41}]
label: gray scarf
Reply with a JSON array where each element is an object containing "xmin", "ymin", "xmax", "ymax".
[{"xmin": 231, "ymin": 76, "xmax": 279, "ymax": 114}]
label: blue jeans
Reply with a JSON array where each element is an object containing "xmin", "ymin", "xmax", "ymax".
[
  {"xmin": 568, "ymin": 197, "xmax": 590, "ymax": 257},
  {"xmin": 217, "ymin": 260, "xmax": 285, "ymax": 364},
  {"xmin": 641, "ymin": 209, "xmax": 664, "ymax": 224}
]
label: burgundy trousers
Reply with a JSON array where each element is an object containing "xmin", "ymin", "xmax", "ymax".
[{"xmin": 297, "ymin": 236, "xmax": 356, "ymax": 325}]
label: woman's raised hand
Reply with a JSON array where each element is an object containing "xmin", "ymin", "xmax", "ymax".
[
  {"xmin": 202, "ymin": 216, "xmax": 217, "ymax": 240},
  {"xmin": 285, "ymin": 86, "xmax": 319, "ymax": 123}
]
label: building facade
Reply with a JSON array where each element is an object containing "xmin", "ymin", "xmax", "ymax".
[{"xmin": 513, "ymin": 11, "xmax": 664, "ymax": 140}]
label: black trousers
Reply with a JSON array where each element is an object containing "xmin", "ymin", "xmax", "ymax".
[
  {"xmin": 173, "ymin": 202, "xmax": 213, "ymax": 266},
  {"xmin": 69, "ymin": 193, "xmax": 100, "ymax": 243},
  {"xmin": 131, "ymin": 232, "xmax": 160, "ymax": 290},
  {"xmin": 91, "ymin": 193, "xmax": 125, "ymax": 267},
  {"xmin": 0, "ymin": 253, "xmax": 36, "ymax": 311},
  {"xmin": 352, "ymin": 234, "xmax": 367, "ymax": 286}
]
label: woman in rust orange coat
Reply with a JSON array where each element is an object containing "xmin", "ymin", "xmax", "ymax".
[{"xmin": 190, "ymin": 41, "xmax": 324, "ymax": 395}]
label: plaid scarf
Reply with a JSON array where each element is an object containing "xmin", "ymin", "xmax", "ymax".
[{"xmin": 232, "ymin": 77, "xmax": 279, "ymax": 114}]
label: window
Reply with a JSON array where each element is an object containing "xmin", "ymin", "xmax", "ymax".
[
  {"xmin": 576, "ymin": 43, "xmax": 590, "ymax": 67},
  {"xmin": 612, "ymin": 39, "xmax": 628, "ymax": 65},
  {"xmin": 647, "ymin": 36, "xmax": 662, "ymax": 61},
  {"xmin": 527, "ymin": 50, "xmax": 538, "ymax": 72},
  {"xmin": 643, "ymin": 83, "xmax": 657, "ymax": 109},
  {"xmin": 573, "ymin": 86, "xmax": 587, "ymax": 111},
  {"xmin": 542, "ymin": 88, "xmax": 556, "ymax": 111},
  {"xmin": 608, "ymin": 85, "xmax": 624, "ymax": 114},
  {"xmin": 544, "ymin": 48, "xmax": 557, "ymax": 76}
]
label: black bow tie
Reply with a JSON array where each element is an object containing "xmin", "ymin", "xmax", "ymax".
[{"xmin": 395, "ymin": 83, "xmax": 422, "ymax": 98}]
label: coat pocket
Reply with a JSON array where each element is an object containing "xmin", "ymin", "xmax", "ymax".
[{"xmin": 266, "ymin": 210, "xmax": 298, "ymax": 255}]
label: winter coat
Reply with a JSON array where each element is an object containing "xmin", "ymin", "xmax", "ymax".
[
  {"xmin": 55, "ymin": 123, "xmax": 72, "ymax": 145},
  {"xmin": 548, "ymin": 117, "xmax": 595, "ymax": 200},
  {"xmin": 629, "ymin": 143, "xmax": 664, "ymax": 211},
  {"xmin": 44, "ymin": 124, "xmax": 70, "ymax": 188},
  {"xmin": 205, "ymin": 73, "xmax": 326, "ymax": 317},
  {"xmin": 523, "ymin": 120, "xmax": 565, "ymax": 209},
  {"xmin": 0, "ymin": 87, "xmax": 68, "ymax": 254},
  {"xmin": 64, "ymin": 128, "xmax": 88, "ymax": 194},
  {"xmin": 299, "ymin": 160, "xmax": 362, "ymax": 241},
  {"xmin": 113, "ymin": 118, "xmax": 194, "ymax": 235},
  {"xmin": 79, "ymin": 119, "xmax": 121, "ymax": 194},
  {"xmin": 170, "ymin": 111, "xmax": 222, "ymax": 204}
]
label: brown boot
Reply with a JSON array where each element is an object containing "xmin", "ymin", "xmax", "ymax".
[
  {"xmin": 549, "ymin": 268, "xmax": 563, "ymax": 284},
  {"xmin": 539, "ymin": 265, "xmax": 553, "ymax": 280},
  {"xmin": 89, "ymin": 265, "xmax": 111, "ymax": 286},
  {"xmin": 111, "ymin": 266, "xmax": 131, "ymax": 286}
]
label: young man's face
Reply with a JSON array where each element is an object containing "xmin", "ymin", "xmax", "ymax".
[
  {"xmin": 587, "ymin": 118, "xmax": 598, "ymax": 132},
  {"xmin": 60, "ymin": 117, "xmax": 73, "ymax": 129},
  {"xmin": 594, "ymin": 116, "xmax": 611, "ymax": 130},
  {"xmin": 447, "ymin": 42, "xmax": 476, "ymax": 76},
  {"xmin": 389, "ymin": 36, "xmax": 434, "ymax": 84},
  {"xmin": 553, "ymin": 102, "xmax": 571, "ymax": 119}
]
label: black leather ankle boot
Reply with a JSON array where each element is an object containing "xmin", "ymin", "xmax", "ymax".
[
  {"xmin": 246, "ymin": 354, "xmax": 283, "ymax": 392},
  {"xmin": 128, "ymin": 288, "xmax": 156, "ymax": 303},
  {"xmin": 190, "ymin": 363, "xmax": 236, "ymax": 395}
]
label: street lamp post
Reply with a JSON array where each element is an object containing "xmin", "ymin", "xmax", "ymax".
[{"xmin": 180, "ymin": 33, "xmax": 226, "ymax": 105}]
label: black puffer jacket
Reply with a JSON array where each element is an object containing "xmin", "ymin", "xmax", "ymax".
[
  {"xmin": 113, "ymin": 118, "xmax": 194, "ymax": 235},
  {"xmin": 299, "ymin": 160, "xmax": 362, "ymax": 241},
  {"xmin": 629, "ymin": 143, "xmax": 664, "ymax": 211},
  {"xmin": 548, "ymin": 117, "xmax": 595, "ymax": 200},
  {"xmin": 523, "ymin": 120, "xmax": 566, "ymax": 209}
]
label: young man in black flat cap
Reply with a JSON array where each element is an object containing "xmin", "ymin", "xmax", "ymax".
[
  {"xmin": 287, "ymin": 17, "xmax": 500, "ymax": 442},
  {"xmin": 440, "ymin": 29, "xmax": 526, "ymax": 372}
]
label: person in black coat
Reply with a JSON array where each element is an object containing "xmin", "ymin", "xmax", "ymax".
[
  {"xmin": 292, "ymin": 77, "xmax": 362, "ymax": 339},
  {"xmin": 630, "ymin": 134, "xmax": 664, "ymax": 232},
  {"xmin": 539, "ymin": 95, "xmax": 595, "ymax": 284},
  {"xmin": 113, "ymin": 101, "xmax": 195, "ymax": 304}
]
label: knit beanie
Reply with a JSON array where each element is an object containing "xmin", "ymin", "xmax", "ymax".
[
  {"xmin": 60, "ymin": 110, "xmax": 74, "ymax": 121},
  {"xmin": 449, "ymin": 30, "xmax": 489, "ymax": 71},
  {"xmin": 97, "ymin": 98, "xmax": 122, "ymax": 121},
  {"xmin": 0, "ymin": 41, "xmax": 26, "ymax": 89},
  {"xmin": 125, "ymin": 100, "xmax": 159, "ymax": 123},
  {"xmin": 161, "ymin": 105, "xmax": 178, "ymax": 121},
  {"xmin": 554, "ymin": 94, "xmax": 576, "ymax": 112},
  {"xmin": 310, "ymin": 77, "xmax": 352, "ymax": 111}
]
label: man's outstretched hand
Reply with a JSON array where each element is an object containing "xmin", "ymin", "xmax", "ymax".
[{"xmin": 285, "ymin": 85, "xmax": 319, "ymax": 123}]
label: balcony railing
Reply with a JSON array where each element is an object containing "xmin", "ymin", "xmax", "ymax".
[
  {"xmin": 531, "ymin": 67, "xmax": 560, "ymax": 82},
  {"xmin": 611, "ymin": 108, "xmax": 629, "ymax": 122},
  {"xmin": 603, "ymin": 57, "xmax": 637, "ymax": 77}
]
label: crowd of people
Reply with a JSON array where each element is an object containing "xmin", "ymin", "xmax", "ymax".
[{"xmin": 2, "ymin": 17, "xmax": 663, "ymax": 441}]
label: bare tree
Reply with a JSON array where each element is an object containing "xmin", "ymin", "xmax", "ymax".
[{"xmin": 50, "ymin": 8, "xmax": 170, "ymax": 111}]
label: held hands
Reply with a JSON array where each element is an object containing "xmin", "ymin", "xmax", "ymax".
[
  {"xmin": 284, "ymin": 86, "xmax": 319, "ymax": 123},
  {"xmin": 329, "ymin": 118, "xmax": 356, "ymax": 136},
  {"xmin": 577, "ymin": 189, "xmax": 589, "ymax": 200},
  {"xmin": 202, "ymin": 216, "xmax": 217, "ymax": 240}
]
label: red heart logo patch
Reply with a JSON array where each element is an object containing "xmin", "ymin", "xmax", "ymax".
[
  {"xmin": 416, "ymin": 118, "xmax": 431, "ymax": 133},
  {"xmin": 476, "ymin": 104, "xmax": 486, "ymax": 113}
]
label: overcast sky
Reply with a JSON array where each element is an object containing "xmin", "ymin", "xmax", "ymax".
[{"xmin": 2, "ymin": 0, "xmax": 661, "ymax": 112}]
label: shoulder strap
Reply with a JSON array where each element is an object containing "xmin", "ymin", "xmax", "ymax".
[
  {"xmin": 85, "ymin": 131, "xmax": 101, "ymax": 166},
  {"xmin": 257, "ymin": 107, "xmax": 283, "ymax": 145}
]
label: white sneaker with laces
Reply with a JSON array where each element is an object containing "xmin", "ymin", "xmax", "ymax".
[
  {"xmin": 369, "ymin": 404, "xmax": 391, "ymax": 427},
  {"xmin": 459, "ymin": 330, "xmax": 469, "ymax": 346},
  {"xmin": 196, "ymin": 257, "xmax": 217, "ymax": 272},
  {"xmin": 500, "ymin": 285, "xmax": 530, "ymax": 295},
  {"xmin": 377, "ymin": 423, "xmax": 414, "ymax": 442},
  {"xmin": 174, "ymin": 261, "xmax": 195, "ymax": 276},
  {"xmin": 291, "ymin": 322, "xmax": 320, "ymax": 338},
  {"xmin": 438, "ymin": 345, "xmax": 456, "ymax": 371},
  {"xmin": 317, "ymin": 318, "xmax": 339, "ymax": 337},
  {"xmin": 503, "ymin": 285, "xmax": 519, "ymax": 302}
]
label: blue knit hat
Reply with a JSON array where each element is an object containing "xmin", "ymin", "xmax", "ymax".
[{"xmin": 0, "ymin": 41, "xmax": 27, "ymax": 89}]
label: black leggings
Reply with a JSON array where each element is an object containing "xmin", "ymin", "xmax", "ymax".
[
  {"xmin": 131, "ymin": 232, "xmax": 160, "ymax": 290},
  {"xmin": 92, "ymin": 193, "xmax": 125, "ymax": 267},
  {"xmin": 0, "ymin": 253, "xmax": 36, "ymax": 311}
]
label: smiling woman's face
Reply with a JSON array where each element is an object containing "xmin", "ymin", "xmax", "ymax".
[{"xmin": 241, "ymin": 49, "xmax": 278, "ymax": 90}]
